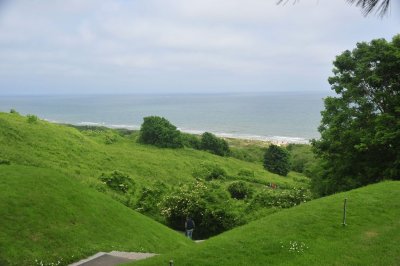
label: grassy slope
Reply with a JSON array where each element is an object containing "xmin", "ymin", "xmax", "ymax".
[
  {"xmin": 0, "ymin": 165, "xmax": 192, "ymax": 266},
  {"xmin": 133, "ymin": 181, "xmax": 400, "ymax": 266},
  {"xmin": 0, "ymin": 112, "xmax": 305, "ymax": 188}
]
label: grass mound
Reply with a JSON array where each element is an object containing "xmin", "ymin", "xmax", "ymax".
[
  {"xmin": 133, "ymin": 181, "xmax": 400, "ymax": 266},
  {"xmin": 0, "ymin": 165, "xmax": 192, "ymax": 266}
]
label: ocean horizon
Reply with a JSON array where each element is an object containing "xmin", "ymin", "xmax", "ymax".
[{"xmin": 0, "ymin": 92, "xmax": 329, "ymax": 144}]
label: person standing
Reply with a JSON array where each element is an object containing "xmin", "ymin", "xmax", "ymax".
[{"xmin": 185, "ymin": 217, "xmax": 195, "ymax": 239}]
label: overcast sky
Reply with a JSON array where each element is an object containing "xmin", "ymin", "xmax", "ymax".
[{"xmin": 0, "ymin": 0, "xmax": 398, "ymax": 95}]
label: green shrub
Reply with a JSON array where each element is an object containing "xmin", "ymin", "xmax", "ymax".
[
  {"xmin": 99, "ymin": 170, "xmax": 135, "ymax": 193},
  {"xmin": 139, "ymin": 116, "xmax": 183, "ymax": 148},
  {"xmin": 287, "ymin": 144, "xmax": 317, "ymax": 174},
  {"xmin": 181, "ymin": 133, "xmax": 201, "ymax": 149},
  {"xmin": 9, "ymin": 109, "xmax": 19, "ymax": 115},
  {"xmin": 160, "ymin": 181, "xmax": 243, "ymax": 238},
  {"xmin": 192, "ymin": 162, "xmax": 227, "ymax": 181},
  {"xmin": 135, "ymin": 182, "xmax": 168, "ymax": 217},
  {"xmin": 26, "ymin": 114, "xmax": 38, "ymax": 123},
  {"xmin": 250, "ymin": 187, "xmax": 312, "ymax": 209},
  {"xmin": 200, "ymin": 132, "xmax": 230, "ymax": 156},
  {"xmin": 264, "ymin": 144, "xmax": 290, "ymax": 176},
  {"xmin": 104, "ymin": 133, "xmax": 118, "ymax": 144},
  {"xmin": 227, "ymin": 181, "xmax": 253, "ymax": 200},
  {"xmin": 0, "ymin": 158, "xmax": 11, "ymax": 165}
]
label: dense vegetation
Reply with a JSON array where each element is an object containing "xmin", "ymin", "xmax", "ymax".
[
  {"xmin": 0, "ymin": 112, "xmax": 310, "ymax": 244},
  {"xmin": 312, "ymin": 34, "xmax": 400, "ymax": 196},
  {"xmin": 0, "ymin": 165, "xmax": 191, "ymax": 266},
  {"xmin": 263, "ymin": 144, "xmax": 290, "ymax": 176},
  {"xmin": 139, "ymin": 116, "xmax": 183, "ymax": 148},
  {"xmin": 1, "ymin": 34, "xmax": 399, "ymax": 266},
  {"xmin": 200, "ymin": 132, "xmax": 230, "ymax": 156},
  {"xmin": 133, "ymin": 181, "xmax": 400, "ymax": 266}
]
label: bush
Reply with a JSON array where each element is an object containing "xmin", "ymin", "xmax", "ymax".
[
  {"xmin": 139, "ymin": 116, "xmax": 183, "ymax": 148},
  {"xmin": 0, "ymin": 158, "xmax": 11, "ymax": 165},
  {"xmin": 160, "ymin": 181, "xmax": 242, "ymax": 238},
  {"xmin": 99, "ymin": 170, "xmax": 135, "ymax": 193},
  {"xmin": 135, "ymin": 182, "xmax": 168, "ymax": 218},
  {"xmin": 287, "ymin": 144, "xmax": 317, "ymax": 174},
  {"xmin": 104, "ymin": 133, "xmax": 119, "ymax": 144},
  {"xmin": 26, "ymin": 114, "xmax": 38, "ymax": 123},
  {"xmin": 227, "ymin": 181, "xmax": 253, "ymax": 200},
  {"xmin": 9, "ymin": 109, "xmax": 19, "ymax": 115},
  {"xmin": 250, "ymin": 187, "xmax": 312, "ymax": 209},
  {"xmin": 192, "ymin": 163, "xmax": 227, "ymax": 181},
  {"xmin": 181, "ymin": 133, "xmax": 201, "ymax": 149},
  {"xmin": 200, "ymin": 132, "xmax": 230, "ymax": 156},
  {"xmin": 264, "ymin": 144, "xmax": 290, "ymax": 176}
]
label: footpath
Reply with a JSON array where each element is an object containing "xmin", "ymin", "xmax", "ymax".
[
  {"xmin": 69, "ymin": 239, "xmax": 205, "ymax": 265},
  {"xmin": 68, "ymin": 251, "xmax": 156, "ymax": 266}
]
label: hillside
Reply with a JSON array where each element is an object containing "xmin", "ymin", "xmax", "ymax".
[
  {"xmin": 0, "ymin": 165, "xmax": 192, "ymax": 266},
  {"xmin": 0, "ymin": 112, "xmax": 313, "ymax": 264},
  {"xmin": 132, "ymin": 181, "xmax": 400, "ymax": 266},
  {"xmin": 0, "ymin": 112, "xmax": 310, "ymax": 230},
  {"xmin": 0, "ymin": 112, "xmax": 305, "ymax": 188}
]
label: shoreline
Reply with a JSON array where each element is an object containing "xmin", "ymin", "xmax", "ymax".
[{"xmin": 71, "ymin": 121, "xmax": 311, "ymax": 145}]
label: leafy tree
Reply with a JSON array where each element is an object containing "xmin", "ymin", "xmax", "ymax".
[
  {"xmin": 277, "ymin": 0, "xmax": 391, "ymax": 17},
  {"xmin": 312, "ymin": 35, "xmax": 400, "ymax": 195},
  {"xmin": 347, "ymin": 0, "xmax": 391, "ymax": 16},
  {"xmin": 139, "ymin": 116, "xmax": 183, "ymax": 148},
  {"xmin": 200, "ymin": 132, "xmax": 230, "ymax": 156},
  {"xmin": 263, "ymin": 144, "xmax": 290, "ymax": 176}
]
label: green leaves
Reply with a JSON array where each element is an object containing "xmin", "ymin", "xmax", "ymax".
[
  {"xmin": 312, "ymin": 34, "xmax": 400, "ymax": 195},
  {"xmin": 139, "ymin": 116, "xmax": 183, "ymax": 148},
  {"xmin": 200, "ymin": 132, "xmax": 230, "ymax": 156},
  {"xmin": 264, "ymin": 144, "xmax": 290, "ymax": 176}
]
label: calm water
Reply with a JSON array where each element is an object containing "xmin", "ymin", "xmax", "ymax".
[{"xmin": 0, "ymin": 92, "xmax": 328, "ymax": 143}]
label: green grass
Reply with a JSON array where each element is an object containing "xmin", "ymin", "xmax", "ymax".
[
  {"xmin": 0, "ymin": 112, "xmax": 313, "ymax": 265},
  {"xmin": 0, "ymin": 112, "xmax": 304, "ymax": 189},
  {"xmin": 132, "ymin": 181, "xmax": 400, "ymax": 266},
  {"xmin": 0, "ymin": 165, "xmax": 192, "ymax": 266}
]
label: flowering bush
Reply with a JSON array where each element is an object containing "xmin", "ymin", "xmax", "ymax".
[
  {"xmin": 160, "ymin": 181, "xmax": 242, "ymax": 238},
  {"xmin": 250, "ymin": 187, "xmax": 312, "ymax": 209}
]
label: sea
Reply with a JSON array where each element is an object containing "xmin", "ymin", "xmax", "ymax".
[{"xmin": 0, "ymin": 92, "xmax": 330, "ymax": 144}]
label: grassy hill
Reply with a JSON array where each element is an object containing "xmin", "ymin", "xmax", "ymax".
[
  {"xmin": 0, "ymin": 111, "xmax": 313, "ymax": 264},
  {"xmin": 0, "ymin": 112, "xmax": 310, "ymax": 230},
  {"xmin": 132, "ymin": 181, "xmax": 400, "ymax": 266},
  {"xmin": 0, "ymin": 112, "xmax": 305, "ymax": 188},
  {"xmin": 0, "ymin": 165, "xmax": 192, "ymax": 266}
]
